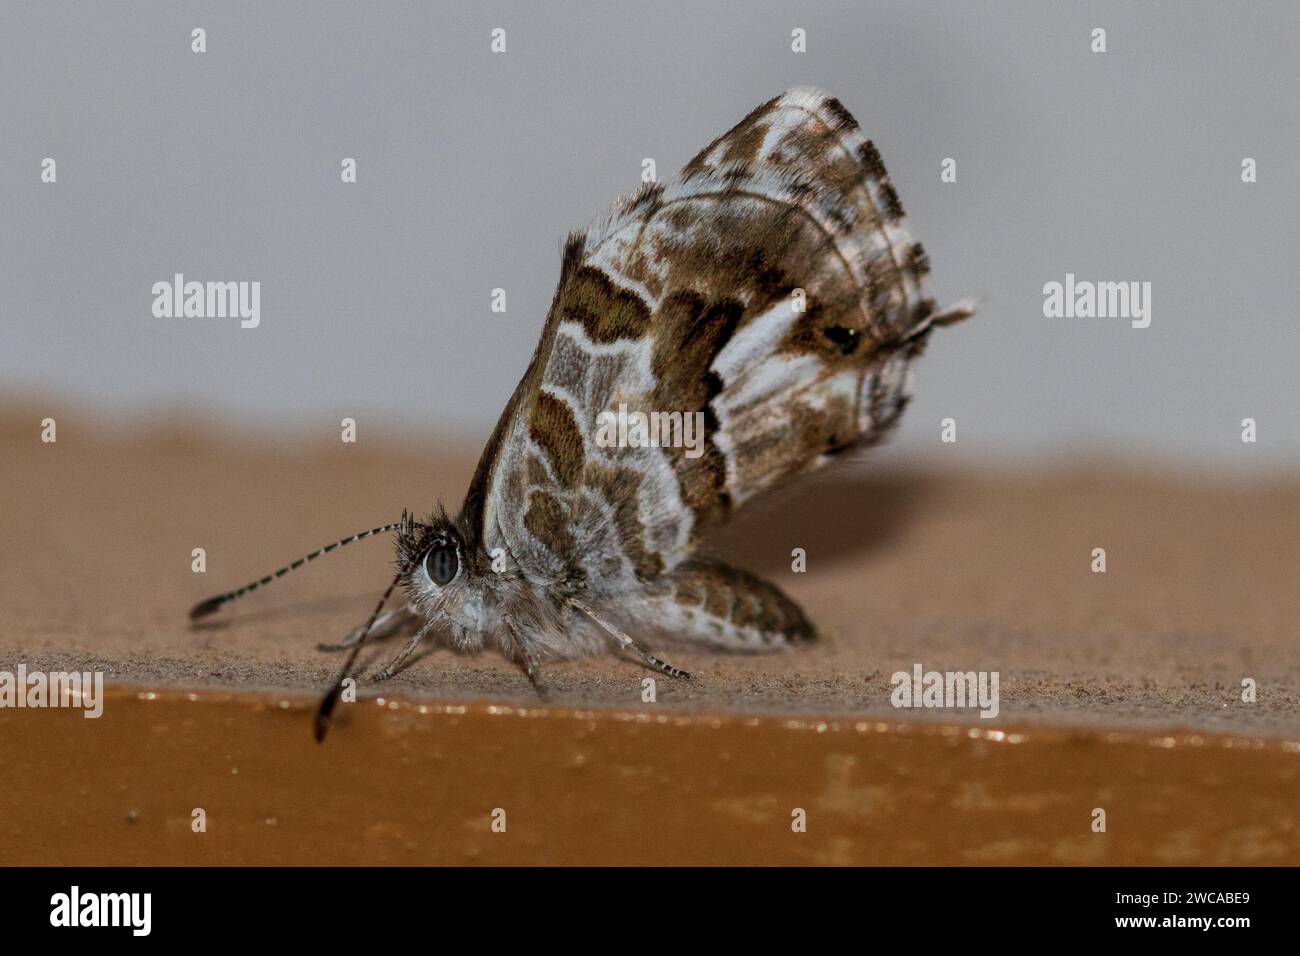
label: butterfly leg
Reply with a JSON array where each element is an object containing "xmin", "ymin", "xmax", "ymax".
[
  {"xmin": 368, "ymin": 623, "xmax": 434, "ymax": 682},
  {"xmin": 502, "ymin": 624, "xmax": 552, "ymax": 701},
  {"xmin": 317, "ymin": 604, "xmax": 417, "ymax": 652},
  {"xmin": 523, "ymin": 657, "xmax": 551, "ymax": 701},
  {"xmin": 569, "ymin": 598, "xmax": 691, "ymax": 680}
]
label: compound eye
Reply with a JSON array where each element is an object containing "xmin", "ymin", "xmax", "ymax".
[{"xmin": 423, "ymin": 545, "xmax": 459, "ymax": 586}]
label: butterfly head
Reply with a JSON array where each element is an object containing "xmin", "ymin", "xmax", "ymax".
[{"xmin": 394, "ymin": 508, "xmax": 489, "ymax": 638}]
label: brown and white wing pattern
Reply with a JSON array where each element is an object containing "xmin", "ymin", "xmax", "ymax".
[{"xmin": 472, "ymin": 87, "xmax": 968, "ymax": 598}]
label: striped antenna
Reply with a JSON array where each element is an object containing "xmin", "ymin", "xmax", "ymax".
[
  {"xmin": 188, "ymin": 522, "xmax": 402, "ymax": 620},
  {"xmin": 314, "ymin": 570, "xmax": 402, "ymax": 743}
]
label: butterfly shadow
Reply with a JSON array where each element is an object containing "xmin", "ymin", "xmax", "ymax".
[{"xmin": 704, "ymin": 467, "xmax": 934, "ymax": 577}]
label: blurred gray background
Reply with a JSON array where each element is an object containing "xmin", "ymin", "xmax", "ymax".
[{"xmin": 2, "ymin": 0, "xmax": 1297, "ymax": 469}]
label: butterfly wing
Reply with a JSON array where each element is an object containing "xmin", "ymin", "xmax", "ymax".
[{"xmin": 464, "ymin": 87, "xmax": 969, "ymax": 595}]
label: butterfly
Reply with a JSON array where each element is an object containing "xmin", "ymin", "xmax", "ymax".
[{"xmin": 190, "ymin": 87, "xmax": 973, "ymax": 739}]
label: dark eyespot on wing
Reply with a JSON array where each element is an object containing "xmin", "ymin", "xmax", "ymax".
[{"xmin": 822, "ymin": 325, "xmax": 861, "ymax": 355}]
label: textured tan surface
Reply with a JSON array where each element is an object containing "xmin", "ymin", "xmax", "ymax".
[{"xmin": 1, "ymin": 399, "xmax": 1298, "ymax": 735}]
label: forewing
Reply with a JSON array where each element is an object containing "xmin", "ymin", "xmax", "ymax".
[{"xmin": 471, "ymin": 87, "xmax": 960, "ymax": 594}]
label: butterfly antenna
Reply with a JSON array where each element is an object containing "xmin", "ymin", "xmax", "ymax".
[
  {"xmin": 188, "ymin": 522, "xmax": 403, "ymax": 620},
  {"xmin": 314, "ymin": 570, "xmax": 402, "ymax": 743}
]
